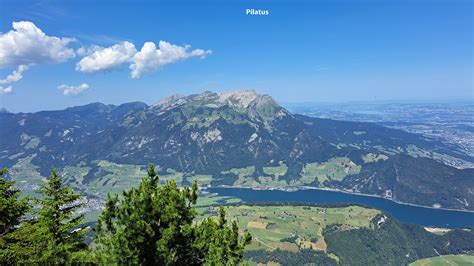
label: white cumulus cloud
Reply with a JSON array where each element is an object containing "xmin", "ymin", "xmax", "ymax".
[
  {"xmin": 0, "ymin": 86, "xmax": 13, "ymax": 94},
  {"xmin": 75, "ymin": 40, "xmax": 211, "ymax": 78},
  {"xmin": 0, "ymin": 21, "xmax": 75, "ymax": 68},
  {"xmin": 75, "ymin": 41, "xmax": 137, "ymax": 72},
  {"xmin": 0, "ymin": 65, "xmax": 30, "ymax": 84},
  {"xmin": 0, "ymin": 20, "xmax": 211, "ymax": 88},
  {"xmin": 75, "ymin": 45, "xmax": 103, "ymax": 57},
  {"xmin": 130, "ymin": 41, "xmax": 212, "ymax": 78},
  {"xmin": 0, "ymin": 21, "xmax": 76, "ymax": 90},
  {"xmin": 58, "ymin": 83, "xmax": 90, "ymax": 96}
]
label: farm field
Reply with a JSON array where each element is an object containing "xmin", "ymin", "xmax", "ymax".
[
  {"xmin": 198, "ymin": 204, "xmax": 380, "ymax": 254},
  {"xmin": 410, "ymin": 255, "xmax": 474, "ymax": 266}
]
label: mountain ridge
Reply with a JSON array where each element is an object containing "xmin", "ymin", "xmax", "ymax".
[{"xmin": 1, "ymin": 90, "xmax": 473, "ymax": 210}]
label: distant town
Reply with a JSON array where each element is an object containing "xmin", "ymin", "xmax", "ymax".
[{"xmin": 286, "ymin": 101, "xmax": 474, "ymax": 169}]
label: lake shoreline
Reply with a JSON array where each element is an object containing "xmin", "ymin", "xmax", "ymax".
[{"xmin": 206, "ymin": 185, "xmax": 474, "ymax": 214}]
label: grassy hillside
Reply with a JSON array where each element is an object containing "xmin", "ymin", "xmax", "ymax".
[
  {"xmin": 410, "ymin": 255, "xmax": 474, "ymax": 266},
  {"xmin": 219, "ymin": 205, "xmax": 378, "ymax": 253}
]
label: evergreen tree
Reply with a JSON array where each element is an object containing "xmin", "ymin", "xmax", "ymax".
[
  {"xmin": 0, "ymin": 168, "xmax": 28, "ymax": 236},
  {"xmin": 26, "ymin": 168, "xmax": 89, "ymax": 263},
  {"xmin": 195, "ymin": 207, "xmax": 252, "ymax": 265},
  {"xmin": 94, "ymin": 164, "xmax": 251, "ymax": 265},
  {"xmin": 0, "ymin": 168, "xmax": 29, "ymax": 263}
]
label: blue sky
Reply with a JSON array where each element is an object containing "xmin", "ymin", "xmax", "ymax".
[{"xmin": 0, "ymin": 0, "xmax": 472, "ymax": 112}]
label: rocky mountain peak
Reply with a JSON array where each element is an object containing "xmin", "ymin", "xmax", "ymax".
[
  {"xmin": 151, "ymin": 94, "xmax": 187, "ymax": 110},
  {"xmin": 151, "ymin": 90, "xmax": 281, "ymax": 112},
  {"xmin": 148, "ymin": 90, "xmax": 289, "ymax": 125},
  {"xmin": 215, "ymin": 90, "xmax": 261, "ymax": 108}
]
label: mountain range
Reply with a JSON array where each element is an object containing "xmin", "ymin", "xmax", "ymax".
[{"xmin": 1, "ymin": 90, "xmax": 473, "ymax": 210}]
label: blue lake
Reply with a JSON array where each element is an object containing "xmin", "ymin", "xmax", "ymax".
[{"xmin": 207, "ymin": 187, "xmax": 474, "ymax": 229}]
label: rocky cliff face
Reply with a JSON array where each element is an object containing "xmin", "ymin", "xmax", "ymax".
[{"xmin": 108, "ymin": 90, "xmax": 331, "ymax": 173}]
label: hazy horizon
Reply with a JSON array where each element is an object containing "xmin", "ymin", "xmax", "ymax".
[
  {"xmin": 2, "ymin": 89, "xmax": 473, "ymax": 114},
  {"xmin": 1, "ymin": 0, "xmax": 473, "ymax": 112}
]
